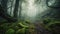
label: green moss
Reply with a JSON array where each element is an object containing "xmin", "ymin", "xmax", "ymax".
[
  {"xmin": 5, "ymin": 29, "xmax": 15, "ymax": 34},
  {"xmin": 16, "ymin": 28, "xmax": 26, "ymax": 34}
]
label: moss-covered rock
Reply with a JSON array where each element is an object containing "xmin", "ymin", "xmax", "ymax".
[{"xmin": 5, "ymin": 29, "xmax": 15, "ymax": 34}]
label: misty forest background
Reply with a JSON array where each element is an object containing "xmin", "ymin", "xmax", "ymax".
[{"xmin": 0, "ymin": 0, "xmax": 60, "ymax": 34}]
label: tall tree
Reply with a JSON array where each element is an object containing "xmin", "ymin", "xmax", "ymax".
[{"xmin": 14, "ymin": 0, "xmax": 20, "ymax": 18}]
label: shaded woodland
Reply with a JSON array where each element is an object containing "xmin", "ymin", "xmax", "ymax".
[{"xmin": 0, "ymin": 0, "xmax": 60, "ymax": 34}]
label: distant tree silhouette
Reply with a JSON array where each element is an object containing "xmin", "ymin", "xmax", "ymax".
[{"xmin": 0, "ymin": 5, "xmax": 17, "ymax": 22}]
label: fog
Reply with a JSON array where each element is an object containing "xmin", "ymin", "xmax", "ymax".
[
  {"xmin": 21, "ymin": 0, "xmax": 49, "ymax": 22},
  {"xmin": 1, "ymin": 0, "xmax": 60, "ymax": 22}
]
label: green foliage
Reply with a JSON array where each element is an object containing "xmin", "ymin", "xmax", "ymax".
[
  {"xmin": 16, "ymin": 28, "xmax": 26, "ymax": 34},
  {"xmin": 0, "ymin": 20, "xmax": 35, "ymax": 34},
  {"xmin": 5, "ymin": 29, "xmax": 15, "ymax": 34},
  {"xmin": 43, "ymin": 17, "xmax": 60, "ymax": 31}
]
